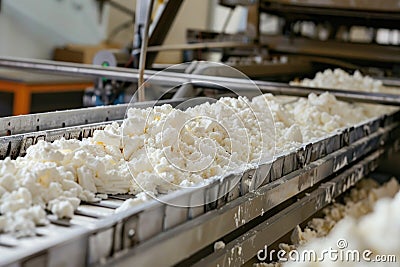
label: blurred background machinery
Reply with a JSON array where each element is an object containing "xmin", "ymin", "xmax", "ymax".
[{"xmin": 88, "ymin": 0, "xmax": 400, "ymax": 105}]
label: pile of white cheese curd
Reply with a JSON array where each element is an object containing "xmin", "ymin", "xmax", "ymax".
[
  {"xmin": 290, "ymin": 68, "xmax": 399, "ymax": 94},
  {"xmin": 283, "ymin": 179, "xmax": 400, "ymax": 267},
  {"xmin": 0, "ymin": 69, "xmax": 397, "ymax": 237},
  {"xmin": 255, "ymin": 178, "xmax": 400, "ymax": 267}
]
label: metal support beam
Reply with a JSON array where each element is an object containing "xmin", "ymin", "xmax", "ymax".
[
  {"xmin": 247, "ymin": 1, "xmax": 261, "ymax": 43},
  {"xmin": 133, "ymin": 0, "xmax": 184, "ymax": 68},
  {"xmin": 137, "ymin": 0, "xmax": 155, "ymax": 102},
  {"xmin": 146, "ymin": 0, "xmax": 184, "ymax": 67},
  {"xmin": 106, "ymin": 0, "xmax": 135, "ymax": 17},
  {"xmin": 0, "ymin": 57, "xmax": 400, "ymax": 106}
]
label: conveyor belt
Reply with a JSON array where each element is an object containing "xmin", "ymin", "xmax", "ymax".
[
  {"xmin": 0, "ymin": 104, "xmax": 399, "ymax": 266},
  {"xmin": 0, "ymin": 98, "xmax": 186, "ymax": 137}
]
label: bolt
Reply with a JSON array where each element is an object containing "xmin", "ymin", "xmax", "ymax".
[{"xmin": 128, "ymin": 229, "xmax": 135, "ymax": 238}]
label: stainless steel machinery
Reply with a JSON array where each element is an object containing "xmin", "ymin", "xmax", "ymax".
[
  {"xmin": 0, "ymin": 58, "xmax": 399, "ymax": 267},
  {"xmin": 89, "ymin": 0, "xmax": 400, "ymax": 105},
  {"xmin": 183, "ymin": 0, "xmax": 400, "ymax": 80}
]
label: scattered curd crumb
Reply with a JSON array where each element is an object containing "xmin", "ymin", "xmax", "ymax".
[{"xmin": 214, "ymin": 241, "xmax": 226, "ymax": 251}]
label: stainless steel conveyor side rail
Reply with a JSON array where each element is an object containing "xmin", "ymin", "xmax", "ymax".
[
  {"xmin": 1, "ymin": 57, "xmax": 400, "ymax": 106},
  {"xmin": 0, "ymin": 98, "xmax": 187, "ymax": 137},
  {"xmin": 193, "ymin": 150, "xmax": 385, "ymax": 267},
  {"xmin": 0, "ymin": 120, "xmax": 117, "ymax": 159}
]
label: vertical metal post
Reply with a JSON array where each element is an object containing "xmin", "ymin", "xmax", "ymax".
[
  {"xmin": 247, "ymin": 1, "xmax": 260, "ymax": 43},
  {"xmin": 133, "ymin": 0, "xmax": 184, "ymax": 69},
  {"xmin": 137, "ymin": 0, "xmax": 155, "ymax": 102},
  {"xmin": 133, "ymin": 0, "xmax": 151, "ymax": 51},
  {"xmin": 145, "ymin": 0, "xmax": 184, "ymax": 68}
]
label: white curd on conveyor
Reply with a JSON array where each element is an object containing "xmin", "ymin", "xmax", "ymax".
[
  {"xmin": 255, "ymin": 178, "xmax": 400, "ymax": 267},
  {"xmin": 284, "ymin": 179, "xmax": 400, "ymax": 267},
  {"xmin": 0, "ymin": 69, "xmax": 397, "ymax": 237}
]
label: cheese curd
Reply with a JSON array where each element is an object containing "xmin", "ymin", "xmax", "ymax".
[
  {"xmin": 256, "ymin": 178, "xmax": 400, "ymax": 267},
  {"xmin": 114, "ymin": 192, "xmax": 153, "ymax": 213},
  {"xmin": 289, "ymin": 178, "xmax": 400, "ymax": 247},
  {"xmin": 290, "ymin": 68, "xmax": 399, "ymax": 119},
  {"xmin": 285, "ymin": 185, "xmax": 400, "ymax": 267},
  {"xmin": 290, "ymin": 68, "xmax": 398, "ymax": 94}
]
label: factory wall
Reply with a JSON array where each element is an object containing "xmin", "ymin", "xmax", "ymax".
[
  {"xmin": 106, "ymin": 0, "xmax": 134, "ymax": 46},
  {"xmin": 153, "ymin": 0, "xmax": 211, "ymax": 63},
  {"xmin": 0, "ymin": 3, "xmax": 54, "ymax": 59},
  {"xmin": 0, "ymin": 0, "xmax": 108, "ymax": 59},
  {"xmin": 0, "ymin": 0, "xmax": 276, "ymax": 63},
  {"xmin": 0, "ymin": 0, "xmax": 211, "ymax": 63}
]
